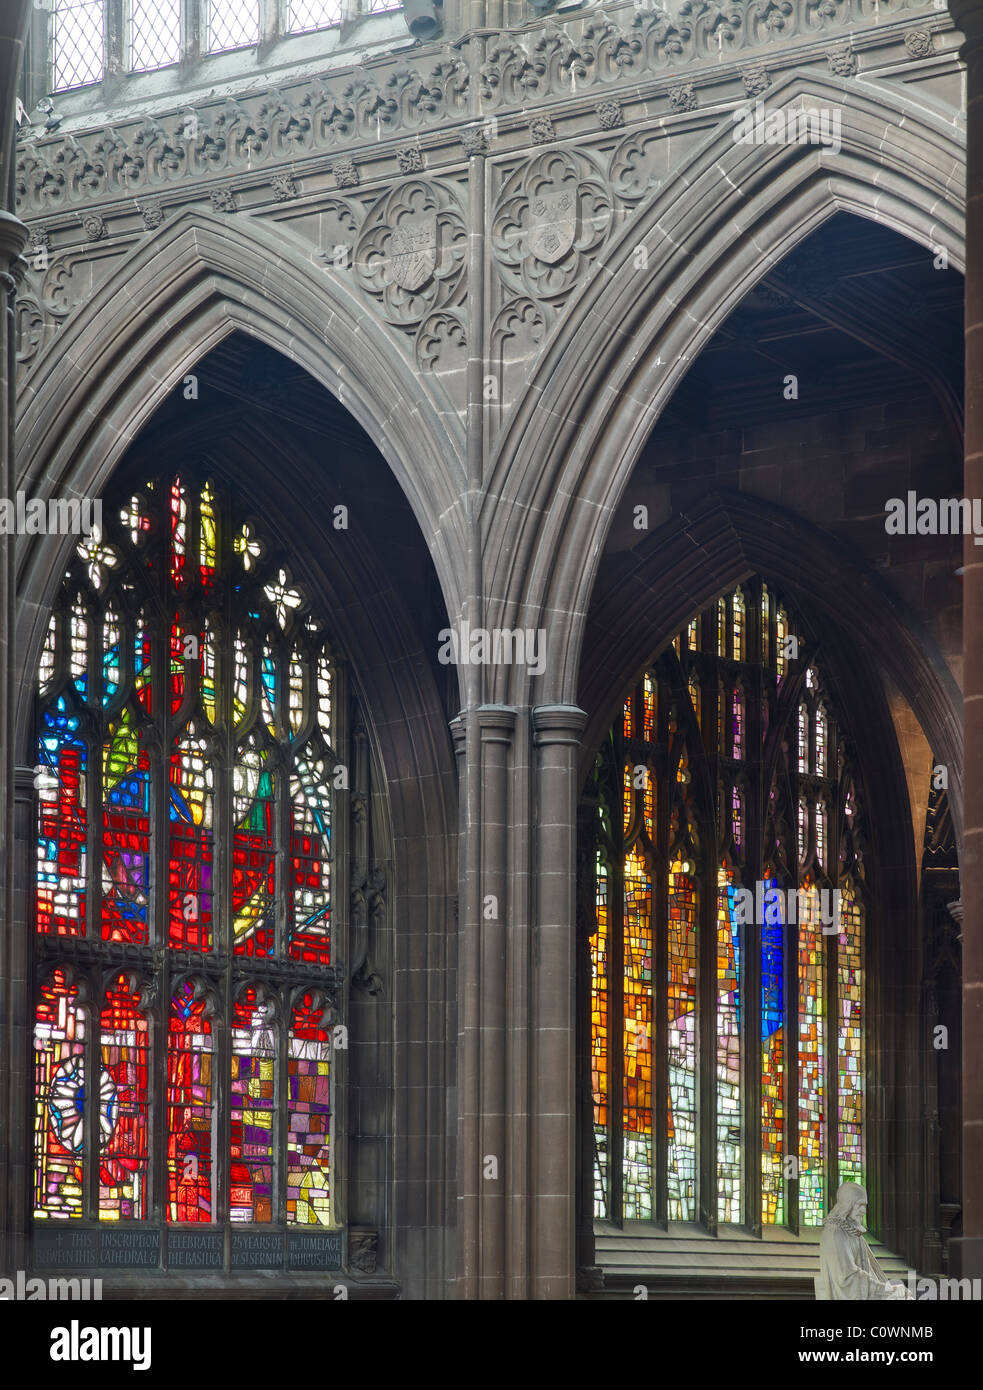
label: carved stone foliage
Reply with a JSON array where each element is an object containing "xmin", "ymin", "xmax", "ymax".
[
  {"xmin": 476, "ymin": 1, "xmax": 934, "ymax": 110},
  {"xmin": 827, "ymin": 45, "xmax": 858, "ymax": 77},
  {"xmin": 16, "ymin": 51, "xmax": 469, "ymax": 215},
  {"xmin": 668, "ymin": 82, "xmax": 698, "ymax": 112},
  {"xmin": 596, "ymin": 99, "xmax": 624, "ymax": 129},
  {"xmin": 354, "ymin": 179, "xmax": 466, "ymax": 330},
  {"xmin": 270, "ymin": 171, "xmax": 298, "ymax": 201},
  {"xmin": 492, "ymin": 150, "xmax": 611, "ymax": 310},
  {"xmin": 904, "ymin": 29, "xmax": 934, "ymax": 59}
]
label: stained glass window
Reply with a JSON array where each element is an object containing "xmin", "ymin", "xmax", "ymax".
[
  {"xmin": 33, "ymin": 472, "xmax": 347, "ymax": 1267},
  {"xmin": 587, "ymin": 578, "xmax": 867, "ymax": 1231}
]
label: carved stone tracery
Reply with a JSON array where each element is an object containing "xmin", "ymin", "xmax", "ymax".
[
  {"xmin": 354, "ymin": 179, "xmax": 466, "ymax": 330},
  {"xmin": 492, "ymin": 149, "xmax": 612, "ymax": 311}
]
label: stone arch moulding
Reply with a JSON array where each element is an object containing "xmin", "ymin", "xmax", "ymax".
[
  {"xmin": 13, "ymin": 205, "xmax": 469, "ymax": 743},
  {"xmin": 482, "ymin": 69, "xmax": 966, "ymax": 712},
  {"xmin": 576, "ymin": 490, "xmax": 964, "ymax": 855},
  {"xmin": 10, "ymin": 324, "xmax": 461, "ymax": 1304}
]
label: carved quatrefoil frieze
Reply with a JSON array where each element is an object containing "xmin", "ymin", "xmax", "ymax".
[
  {"xmin": 354, "ymin": 180, "xmax": 466, "ymax": 329},
  {"xmin": 491, "ymin": 150, "xmax": 612, "ymax": 307}
]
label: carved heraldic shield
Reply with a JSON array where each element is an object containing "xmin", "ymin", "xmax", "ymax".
[
  {"xmin": 390, "ymin": 214, "xmax": 438, "ymax": 291},
  {"xmin": 528, "ymin": 187, "xmax": 576, "ymax": 264}
]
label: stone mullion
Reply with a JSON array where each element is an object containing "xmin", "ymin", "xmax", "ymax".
[
  {"xmin": 827, "ymin": 724, "xmax": 843, "ymax": 1215},
  {"xmin": 182, "ymin": 0, "xmax": 203, "ymax": 66},
  {"xmin": 10, "ymin": 766, "xmax": 35, "ymax": 1266},
  {"xmin": 531, "ymin": 704, "xmax": 586, "ymax": 1298},
  {"xmin": 744, "ymin": 592, "xmax": 765, "ymax": 1236},
  {"xmin": 654, "ymin": 681, "xmax": 670, "ymax": 1227},
  {"xmin": 609, "ymin": 715, "xmax": 625, "ymax": 1227},
  {"xmin": 214, "ymin": 591, "xmax": 233, "ymax": 1235},
  {"xmin": 104, "ymin": 0, "xmax": 124, "ymax": 92},
  {"xmin": 331, "ymin": 665, "xmax": 352, "ymax": 1239},
  {"xmin": 787, "ymin": 725, "xmax": 801, "ymax": 1235},
  {"xmin": 698, "ymin": 690, "xmax": 717, "ymax": 1234},
  {"xmin": 951, "ymin": 0, "xmax": 983, "ymax": 1285}
]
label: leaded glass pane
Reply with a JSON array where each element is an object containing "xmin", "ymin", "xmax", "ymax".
[
  {"xmin": 34, "ymin": 471, "xmax": 347, "ymax": 1255},
  {"xmin": 207, "ymin": 0, "xmax": 260, "ymax": 53},
  {"xmin": 589, "ymin": 578, "xmax": 866, "ymax": 1234},
  {"xmin": 129, "ymin": 0, "xmax": 181, "ymax": 72},
  {"xmin": 51, "ymin": 0, "xmax": 105, "ymax": 92},
  {"xmin": 288, "ymin": 0, "xmax": 343, "ymax": 31}
]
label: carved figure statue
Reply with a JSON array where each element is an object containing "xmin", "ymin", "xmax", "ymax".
[{"xmin": 815, "ymin": 1182, "xmax": 913, "ymax": 1300}]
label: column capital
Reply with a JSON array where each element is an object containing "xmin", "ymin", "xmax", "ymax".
[
  {"xmin": 13, "ymin": 764, "xmax": 36, "ymax": 804},
  {"xmin": 449, "ymin": 712, "xmax": 466, "ymax": 760},
  {"xmin": 532, "ymin": 703, "xmax": 587, "ymax": 747},
  {"xmin": 475, "ymin": 703, "xmax": 518, "ymax": 741}
]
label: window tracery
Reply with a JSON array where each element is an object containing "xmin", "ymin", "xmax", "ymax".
[
  {"xmin": 33, "ymin": 472, "xmax": 347, "ymax": 1270},
  {"xmin": 588, "ymin": 578, "xmax": 866, "ymax": 1229}
]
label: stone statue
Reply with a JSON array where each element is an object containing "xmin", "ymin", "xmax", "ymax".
[{"xmin": 815, "ymin": 1182, "xmax": 914, "ymax": 1300}]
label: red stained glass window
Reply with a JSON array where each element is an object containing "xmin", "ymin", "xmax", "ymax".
[{"xmin": 33, "ymin": 472, "xmax": 349, "ymax": 1258}]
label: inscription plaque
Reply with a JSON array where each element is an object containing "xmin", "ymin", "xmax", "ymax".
[
  {"xmin": 168, "ymin": 1231, "xmax": 224, "ymax": 1269},
  {"xmin": 230, "ymin": 1231, "xmax": 284, "ymax": 1269},
  {"xmin": 99, "ymin": 1230, "xmax": 160, "ymax": 1267},
  {"xmin": 33, "ymin": 1228, "xmax": 100, "ymax": 1269},
  {"xmin": 286, "ymin": 1230, "xmax": 344, "ymax": 1271}
]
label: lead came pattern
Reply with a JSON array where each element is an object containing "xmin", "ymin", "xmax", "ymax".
[
  {"xmin": 51, "ymin": 0, "xmax": 105, "ymax": 91},
  {"xmin": 129, "ymin": 0, "xmax": 181, "ymax": 72},
  {"xmin": 33, "ymin": 473, "xmax": 344, "ymax": 1251},
  {"xmin": 590, "ymin": 579, "xmax": 866, "ymax": 1230},
  {"xmin": 288, "ymin": 0, "xmax": 343, "ymax": 31},
  {"xmin": 207, "ymin": 0, "xmax": 260, "ymax": 53},
  {"xmin": 622, "ymin": 845, "xmax": 652, "ymax": 1219}
]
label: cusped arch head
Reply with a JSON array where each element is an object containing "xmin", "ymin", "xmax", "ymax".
[
  {"xmin": 577, "ymin": 490, "xmax": 963, "ymax": 851},
  {"xmin": 15, "ymin": 205, "xmax": 467, "ymax": 723},
  {"xmin": 484, "ymin": 68, "xmax": 965, "ymax": 710}
]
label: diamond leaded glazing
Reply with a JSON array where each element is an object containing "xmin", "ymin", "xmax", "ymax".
[
  {"xmin": 129, "ymin": 0, "xmax": 181, "ymax": 72},
  {"xmin": 287, "ymin": 0, "xmax": 343, "ymax": 32},
  {"xmin": 206, "ymin": 0, "xmax": 260, "ymax": 54},
  {"xmin": 52, "ymin": 0, "xmax": 105, "ymax": 92}
]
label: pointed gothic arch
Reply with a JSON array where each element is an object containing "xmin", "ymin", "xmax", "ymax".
[
  {"xmin": 14, "ymin": 206, "xmax": 469, "ymax": 746},
  {"xmin": 480, "ymin": 70, "xmax": 966, "ymax": 713}
]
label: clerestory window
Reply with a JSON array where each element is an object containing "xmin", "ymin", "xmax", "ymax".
[{"xmin": 44, "ymin": 0, "xmax": 381, "ymax": 93}]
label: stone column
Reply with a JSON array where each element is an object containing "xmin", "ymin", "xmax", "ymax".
[
  {"xmin": 531, "ymin": 704, "xmax": 587, "ymax": 1299},
  {"xmin": 951, "ymin": 0, "xmax": 983, "ymax": 1284},
  {"xmin": 455, "ymin": 705, "xmax": 517, "ymax": 1299}
]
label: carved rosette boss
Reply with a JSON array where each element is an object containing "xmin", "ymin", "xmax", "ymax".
[{"xmin": 353, "ymin": 179, "xmax": 466, "ymax": 330}]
